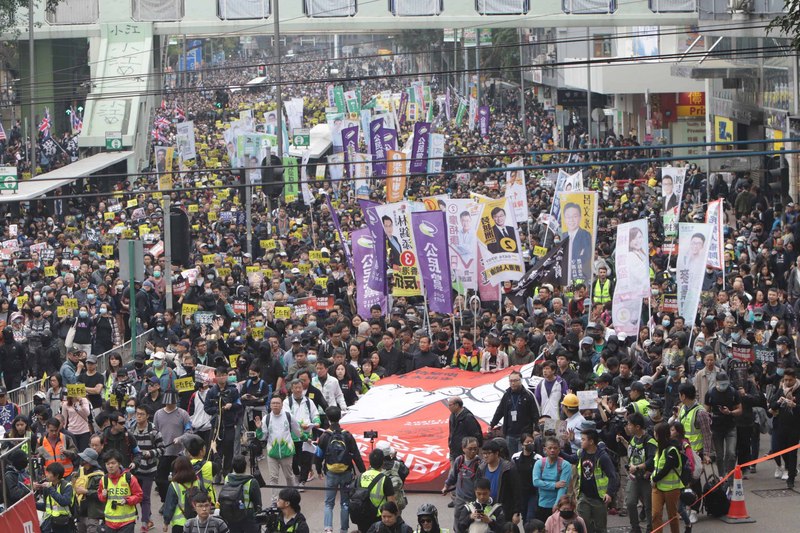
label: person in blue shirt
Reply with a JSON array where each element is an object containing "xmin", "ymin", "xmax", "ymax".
[{"xmin": 532, "ymin": 436, "xmax": 572, "ymax": 523}]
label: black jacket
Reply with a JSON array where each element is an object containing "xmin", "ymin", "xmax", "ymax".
[
  {"xmin": 275, "ymin": 512, "xmax": 310, "ymax": 533},
  {"xmin": 489, "ymin": 387, "xmax": 540, "ymax": 438},
  {"xmin": 3, "ymin": 465, "xmax": 29, "ymax": 507},
  {"xmin": 477, "ymin": 459, "xmax": 522, "ymax": 516},
  {"xmin": 315, "ymin": 424, "xmax": 366, "ymax": 473},
  {"xmin": 448, "ymin": 407, "xmax": 483, "ymax": 458},
  {"xmin": 455, "ymin": 498, "xmax": 507, "ymax": 533}
]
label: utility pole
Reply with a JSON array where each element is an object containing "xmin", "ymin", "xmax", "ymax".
[
  {"xmin": 28, "ymin": 0, "xmax": 36, "ymax": 178},
  {"xmin": 518, "ymin": 28, "xmax": 525, "ymax": 126},
  {"xmin": 274, "ymin": 0, "xmax": 284, "ymax": 160},
  {"xmin": 586, "ymin": 27, "xmax": 592, "ymax": 150}
]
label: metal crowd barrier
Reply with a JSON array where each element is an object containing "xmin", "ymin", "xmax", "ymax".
[{"xmin": 7, "ymin": 329, "xmax": 153, "ymax": 416}]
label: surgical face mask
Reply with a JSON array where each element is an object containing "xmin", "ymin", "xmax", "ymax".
[
  {"xmin": 184, "ymin": 318, "xmax": 192, "ymax": 325},
  {"xmin": 156, "ymin": 326, "xmax": 165, "ymax": 332},
  {"xmin": 87, "ymin": 294, "xmax": 96, "ymax": 302},
  {"xmin": 559, "ymin": 510, "xmax": 575, "ymax": 519},
  {"xmin": 33, "ymin": 295, "xmax": 41, "ymax": 303},
  {"xmin": 662, "ymin": 319, "xmax": 670, "ymax": 327},
  {"xmin": 731, "ymin": 332, "xmax": 741, "ymax": 341},
  {"xmin": 99, "ymin": 308, "xmax": 107, "ymax": 315},
  {"xmin": 227, "ymin": 375, "xmax": 237, "ymax": 384},
  {"xmin": 79, "ymin": 311, "xmax": 88, "ymax": 318},
  {"xmin": 153, "ymin": 359, "xmax": 163, "ymax": 369},
  {"xmin": 308, "ymin": 321, "xmax": 317, "ymax": 329},
  {"xmin": 649, "ymin": 410, "xmax": 661, "ymax": 420},
  {"xmin": 154, "ymin": 271, "xmax": 161, "ymax": 278},
  {"xmin": 534, "ymin": 308, "xmax": 544, "ymax": 315},
  {"xmin": 125, "ymin": 406, "xmax": 135, "ymax": 415},
  {"xmin": 207, "ymin": 274, "xmax": 215, "ymax": 281},
  {"xmin": 116, "ymin": 285, "xmax": 124, "ymax": 291},
  {"xmin": 72, "ymin": 249, "xmax": 80, "ymax": 256},
  {"xmin": 205, "ymin": 289, "xmax": 213, "ymax": 295},
  {"xmin": 770, "ymin": 319, "xmax": 778, "ymax": 328},
  {"xmin": 716, "ymin": 381, "xmax": 730, "ymax": 392},
  {"xmin": 776, "ymin": 368, "xmax": 785, "ymax": 376},
  {"xmin": 231, "ymin": 322, "xmax": 240, "ymax": 329},
  {"xmin": 524, "ymin": 443, "xmax": 534, "ymax": 454},
  {"xmin": 255, "ymin": 321, "xmax": 264, "ymax": 328},
  {"xmin": 668, "ymin": 370, "xmax": 678, "ymax": 379}
]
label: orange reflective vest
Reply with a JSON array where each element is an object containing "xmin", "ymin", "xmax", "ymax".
[{"xmin": 40, "ymin": 434, "xmax": 74, "ymax": 477}]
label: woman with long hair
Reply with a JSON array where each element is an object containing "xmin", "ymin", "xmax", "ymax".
[
  {"xmin": 4, "ymin": 415, "xmax": 35, "ymax": 454},
  {"xmin": 651, "ymin": 422, "xmax": 683, "ymax": 533},
  {"xmin": 45, "ymin": 373, "xmax": 64, "ymax": 416},
  {"xmin": 332, "ymin": 362, "xmax": 358, "ymax": 406},
  {"xmin": 162, "ymin": 456, "xmax": 200, "ymax": 533},
  {"xmin": 61, "ymin": 392, "xmax": 92, "ymax": 451},
  {"xmin": 544, "ymin": 495, "xmax": 586, "ymax": 533}
]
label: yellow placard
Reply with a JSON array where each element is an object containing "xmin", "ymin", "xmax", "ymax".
[
  {"xmin": 57, "ymin": 306, "xmax": 71, "ymax": 318},
  {"xmin": 315, "ymin": 276, "xmax": 328, "ymax": 287},
  {"xmin": 152, "ymin": 192, "xmax": 163, "ymax": 200},
  {"xmin": 203, "ymin": 254, "xmax": 215, "ymax": 265},
  {"xmin": 218, "ymin": 189, "xmax": 229, "ymax": 199},
  {"xmin": 16, "ymin": 294, "xmax": 28, "ymax": 307},
  {"xmin": 217, "ymin": 268, "xmax": 231, "ymax": 279},
  {"xmin": 309, "ymin": 251, "xmax": 323, "ymax": 262},
  {"xmin": 534, "ymin": 246, "xmax": 548, "ymax": 258},
  {"xmin": 274, "ymin": 306, "xmax": 291, "ymax": 320},
  {"xmin": 262, "ymin": 269, "xmax": 273, "ymax": 279},
  {"xmin": 229, "ymin": 354, "xmax": 239, "ymax": 368},
  {"xmin": 246, "ymin": 266, "xmax": 260, "ymax": 274},
  {"xmin": 106, "ymin": 260, "xmax": 116, "ymax": 269},
  {"xmin": 282, "ymin": 261, "xmax": 292, "ymax": 269},
  {"xmin": 102, "ymin": 245, "xmax": 114, "ymax": 257},
  {"xmin": 175, "ymin": 376, "xmax": 195, "ymax": 393},
  {"xmin": 291, "ymin": 230, "xmax": 303, "ymax": 240},
  {"xmin": 63, "ymin": 298, "xmax": 79, "ymax": 309},
  {"xmin": 298, "ymin": 263, "xmax": 311, "ymax": 275},
  {"xmin": 208, "ymin": 212, "xmax": 218, "ymax": 222},
  {"xmin": 182, "ymin": 303, "xmax": 199, "ymax": 317},
  {"xmin": 104, "ymin": 212, "xmax": 115, "ymax": 221},
  {"xmin": 188, "ymin": 204, "xmax": 199, "ymax": 213},
  {"xmin": 192, "ymin": 224, "xmax": 200, "ymax": 231},
  {"xmin": 127, "ymin": 198, "xmax": 138, "ymax": 208},
  {"xmin": 44, "ymin": 266, "xmax": 57, "ymax": 277},
  {"xmin": 260, "ymin": 239, "xmax": 276, "ymax": 251},
  {"xmin": 251, "ymin": 327, "xmax": 265, "ymax": 340},
  {"xmin": 66, "ymin": 383, "xmax": 86, "ymax": 398},
  {"xmin": 122, "ymin": 229, "xmax": 135, "ymax": 239}
]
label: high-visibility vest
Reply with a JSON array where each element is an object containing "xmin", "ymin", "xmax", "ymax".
[
  {"xmin": 359, "ymin": 469, "xmax": 386, "ymax": 516},
  {"xmin": 577, "ymin": 451, "xmax": 609, "ymax": 499},
  {"xmin": 104, "ymin": 473, "xmax": 138, "ymax": 526},
  {"xmin": 44, "ymin": 480, "xmax": 72, "ymax": 519},
  {"xmin": 679, "ymin": 404, "xmax": 703, "ymax": 453},
  {"xmin": 629, "ymin": 434, "xmax": 657, "ymax": 467},
  {"xmin": 170, "ymin": 481, "xmax": 200, "ymax": 526},
  {"xmin": 223, "ymin": 475, "xmax": 255, "ymax": 509},
  {"xmin": 631, "ymin": 398, "xmax": 650, "ymax": 417},
  {"xmin": 654, "ymin": 446, "xmax": 684, "ymax": 492},
  {"xmin": 593, "ymin": 279, "xmax": 612, "ymax": 304},
  {"xmin": 191, "ymin": 458, "xmax": 217, "ymax": 503},
  {"xmin": 40, "ymin": 434, "xmax": 74, "ymax": 477}
]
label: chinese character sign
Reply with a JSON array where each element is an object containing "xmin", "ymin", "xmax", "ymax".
[
  {"xmin": 661, "ymin": 167, "xmax": 686, "ymax": 237},
  {"xmin": 411, "ymin": 211, "xmax": 453, "ymax": 314},
  {"xmin": 558, "ymin": 191, "xmax": 598, "ymax": 286},
  {"xmin": 504, "ymin": 160, "xmax": 528, "ymax": 224},
  {"xmin": 612, "ymin": 219, "xmax": 649, "ymax": 337},
  {"xmin": 677, "ymin": 223, "xmax": 712, "ymax": 326},
  {"xmin": 375, "ymin": 201, "xmax": 422, "ymax": 297},
  {"xmin": 476, "ymin": 197, "xmax": 524, "ymax": 286},
  {"xmin": 444, "ymin": 199, "xmax": 482, "ymax": 293},
  {"xmin": 705, "ymin": 199, "xmax": 724, "ymax": 270},
  {"xmin": 352, "ymin": 229, "xmax": 387, "ymax": 318}
]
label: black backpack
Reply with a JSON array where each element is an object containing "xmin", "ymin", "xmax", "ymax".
[
  {"xmin": 324, "ymin": 430, "xmax": 351, "ymax": 474},
  {"xmin": 173, "ymin": 482, "xmax": 201, "ymax": 520},
  {"xmin": 348, "ymin": 473, "xmax": 385, "ymax": 526},
  {"xmin": 218, "ymin": 480, "xmax": 248, "ymax": 523}
]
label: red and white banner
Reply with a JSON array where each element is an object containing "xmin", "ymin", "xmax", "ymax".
[
  {"xmin": 342, "ymin": 365, "xmax": 541, "ymax": 485},
  {"xmin": 0, "ymin": 493, "xmax": 40, "ymax": 532}
]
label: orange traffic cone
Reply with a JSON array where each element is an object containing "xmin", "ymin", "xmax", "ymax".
[{"xmin": 720, "ymin": 465, "xmax": 756, "ymax": 524}]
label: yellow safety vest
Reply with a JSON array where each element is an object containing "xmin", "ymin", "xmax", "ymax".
[
  {"xmin": 577, "ymin": 451, "xmax": 609, "ymax": 499},
  {"xmin": 191, "ymin": 458, "xmax": 217, "ymax": 504},
  {"xmin": 631, "ymin": 398, "xmax": 650, "ymax": 417},
  {"xmin": 359, "ymin": 469, "xmax": 387, "ymax": 516},
  {"xmin": 679, "ymin": 404, "xmax": 703, "ymax": 453},
  {"xmin": 104, "ymin": 473, "xmax": 138, "ymax": 526},
  {"xmin": 593, "ymin": 279, "xmax": 612, "ymax": 304},
  {"xmin": 170, "ymin": 481, "xmax": 200, "ymax": 526},
  {"xmin": 45, "ymin": 479, "xmax": 72, "ymax": 519},
  {"xmin": 654, "ymin": 447, "xmax": 684, "ymax": 492}
]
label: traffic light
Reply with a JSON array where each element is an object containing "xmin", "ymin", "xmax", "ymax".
[
  {"xmin": 261, "ymin": 154, "xmax": 285, "ymax": 198},
  {"xmin": 257, "ymin": 64, "xmax": 266, "ymax": 77},
  {"xmin": 766, "ymin": 153, "xmax": 789, "ymax": 200}
]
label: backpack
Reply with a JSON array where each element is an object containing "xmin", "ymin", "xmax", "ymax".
[
  {"xmin": 672, "ymin": 445, "xmax": 693, "ymax": 487},
  {"xmin": 324, "ymin": 429, "xmax": 351, "ymax": 474},
  {"xmin": 681, "ymin": 440, "xmax": 702, "ymax": 481},
  {"xmin": 348, "ymin": 473, "xmax": 385, "ymax": 525},
  {"xmin": 385, "ymin": 462, "xmax": 408, "ymax": 511},
  {"xmin": 218, "ymin": 481, "xmax": 248, "ymax": 523},
  {"xmin": 173, "ymin": 482, "xmax": 201, "ymax": 520}
]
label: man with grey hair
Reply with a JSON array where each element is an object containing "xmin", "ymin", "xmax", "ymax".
[
  {"xmin": 447, "ymin": 396, "xmax": 483, "ymax": 461},
  {"xmin": 442, "ymin": 436, "xmax": 482, "ymax": 532},
  {"xmin": 284, "ymin": 379, "xmax": 320, "ymax": 490}
]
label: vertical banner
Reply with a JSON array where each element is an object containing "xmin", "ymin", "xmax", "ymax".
[
  {"xmin": 333, "ymin": 85, "xmax": 346, "ymax": 113},
  {"xmin": 455, "ymin": 98, "xmax": 467, "ymax": 125},
  {"xmin": 300, "ymin": 151, "xmax": 314, "ymax": 205},
  {"xmin": 286, "ymin": 98, "xmax": 304, "ymax": 133},
  {"xmin": 341, "ymin": 125, "xmax": 360, "ymax": 178},
  {"xmin": 370, "ymin": 117, "xmax": 387, "ymax": 177},
  {"xmin": 283, "ymin": 155, "xmax": 299, "ymax": 203},
  {"xmin": 444, "ymin": 199, "xmax": 482, "ymax": 293},
  {"xmin": 549, "ymin": 170, "xmax": 583, "ymax": 232},
  {"xmin": 612, "ymin": 219, "xmax": 649, "ymax": 337},
  {"xmin": 352, "ymin": 228, "xmax": 387, "ymax": 318},
  {"xmin": 478, "ymin": 105, "xmax": 490, "ymax": 136},
  {"xmin": 468, "ymin": 96, "xmax": 478, "ymax": 131},
  {"xmin": 677, "ymin": 223, "xmax": 712, "ymax": 325},
  {"xmin": 661, "ymin": 167, "xmax": 686, "ymax": 238},
  {"xmin": 375, "ymin": 201, "xmax": 422, "ymax": 297},
  {"xmin": 399, "ymin": 91, "xmax": 409, "ymax": 125},
  {"xmin": 175, "ymin": 121, "xmax": 196, "ymax": 161},
  {"xmin": 382, "ymin": 127, "xmax": 398, "ymax": 152},
  {"xmin": 327, "ymin": 153, "xmax": 344, "ymax": 195},
  {"xmin": 559, "ymin": 191, "xmax": 598, "ymax": 286},
  {"xmin": 427, "ymin": 133, "xmax": 445, "ymax": 175},
  {"xmin": 327, "ymin": 84, "xmax": 335, "ymax": 108},
  {"xmin": 411, "ymin": 211, "xmax": 453, "ymax": 314},
  {"xmin": 326, "ymin": 195, "xmax": 353, "ymax": 270},
  {"xmin": 445, "ymin": 87, "xmax": 452, "ymax": 121},
  {"xmin": 409, "ymin": 122, "xmax": 431, "ymax": 175},
  {"xmin": 359, "ymin": 200, "xmax": 386, "ymax": 293},
  {"xmin": 504, "ymin": 161, "xmax": 528, "ymax": 224},
  {"xmin": 705, "ymin": 199, "xmax": 724, "ymax": 270},
  {"xmin": 386, "ymin": 150, "xmax": 407, "ymax": 203},
  {"xmin": 476, "ymin": 197, "xmax": 525, "ymax": 286}
]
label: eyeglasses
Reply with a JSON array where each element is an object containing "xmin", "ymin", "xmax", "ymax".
[
  {"xmin": 419, "ymin": 517, "xmax": 434, "ymax": 524},
  {"xmin": 509, "ymin": 378, "xmax": 521, "ymax": 383}
]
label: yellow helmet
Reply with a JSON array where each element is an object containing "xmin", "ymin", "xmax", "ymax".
[{"xmin": 561, "ymin": 393, "xmax": 580, "ymax": 409}]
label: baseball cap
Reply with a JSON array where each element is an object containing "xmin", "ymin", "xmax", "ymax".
[
  {"xmin": 631, "ymin": 381, "xmax": 645, "ymax": 392},
  {"xmin": 152, "ymin": 351, "xmax": 165, "ymax": 360},
  {"xmin": 148, "ymin": 376, "xmax": 160, "ymax": 385}
]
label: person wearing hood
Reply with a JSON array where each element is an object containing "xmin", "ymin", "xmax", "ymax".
[
  {"xmin": 275, "ymin": 487, "xmax": 310, "ymax": 533},
  {"xmin": 219, "ymin": 455, "xmax": 262, "ymax": 533},
  {"xmin": 769, "ymin": 367, "xmax": 800, "ymax": 488},
  {"xmin": 368, "ymin": 501, "xmax": 414, "ymax": 533},
  {"xmin": 3, "ymin": 449, "xmax": 30, "ymax": 508},
  {"xmin": 704, "ymin": 372, "xmax": 742, "ymax": 482},
  {"xmin": 0, "ymin": 325, "xmax": 27, "ymax": 388}
]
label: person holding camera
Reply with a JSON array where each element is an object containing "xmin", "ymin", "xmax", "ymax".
[
  {"xmin": 257, "ymin": 395, "xmax": 302, "ymax": 503},
  {"xmin": 97, "ymin": 449, "xmax": 143, "ymax": 533},
  {"xmin": 204, "ymin": 366, "xmax": 243, "ymax": 478},
  {"xmin": 456, "ymin": 478, "xmax": 507, "ymax": 533},
  {"xmin": 315, "ymin": 405, "xmax": 365, "ymax": 533},
  {"xmin": 35, "ymin": 462, "xmax": 74, "ymax": 533},
  {"xmin": 274, "ymin": 487, "xmax": 310, "ymax": 533}
]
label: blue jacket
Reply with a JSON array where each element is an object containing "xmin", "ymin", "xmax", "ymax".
[{"xmin": 532, "ymin": 456, "xmax": 572, "ymax": 509}]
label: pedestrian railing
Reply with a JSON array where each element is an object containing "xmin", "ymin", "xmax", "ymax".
[{"xmin": 7, "ymin": 329, "xmax": 153, "ymax": 416}]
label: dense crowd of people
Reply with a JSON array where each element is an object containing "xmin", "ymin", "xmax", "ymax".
[{"xmin": 0, "ymin": 43, "xmax": 795, "ymax": 533}]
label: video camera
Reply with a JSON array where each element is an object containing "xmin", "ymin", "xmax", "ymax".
[{"xmin": 254, "ymin": 506, "xmax": 281, "ymax": 532}]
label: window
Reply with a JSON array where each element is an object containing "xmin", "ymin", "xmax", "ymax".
[
  {"xmin": 649, "ymin": 0, "xmax": 695, "ymax": 12},
  {"xmin": 304, "ymin": 0, "xmax": 357, "ymax": 16},
  {"xmin": 389, "ymin": 0, "xmax": 444, "ymax": 16},
  {"xmin": 218, "ymin": 0, "xmax": 270, "ymax": 19},
  {"xmin": 46, "ymin": 0, "xmax": 99, "ymax": 24},
  {"xmin": 562, "ymin": 0, "xmax": 616, "ymax": 14},
  {"xmin": 132, "ymin": 0, "xmax": 184, "ymax": 21},
  {"xmin": 475, "ymin": 0, "xmax": 529, "ymax": 14}
]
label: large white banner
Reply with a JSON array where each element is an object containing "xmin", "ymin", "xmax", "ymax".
[
  {"xmin": 611, "ymin": 219, "xmax": 649, "ymax": 337},
  {"xmin": 285, "ymin": 98, "xmax": 304, "ymax": 133},
  {"xmin": 705, "ymin": 199, "xmax": 724, "ymax": 270},
  {"xmin": 504, "ymin": 160, "xmax": 528, "ymax": 224},
  {"xmin": 661, "ymin": 167, "xmax": 686, "ymax": 237},
  {"xmin": 175, "ymin": 121, "xmax": 196, "ymax": 161},
  {"xmin": 444, "ymin": 198, "xmax": 482, "ymax": 292},
  {"xmin": 677, "ymin": 223, "xmax": 712, "ymax": 325}
]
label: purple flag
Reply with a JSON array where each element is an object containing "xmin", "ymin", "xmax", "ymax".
[
  {"xmin": 382, "ymin": 127, "xmax": 397, "ymax": 152},
  {"xmin": 411, "ymin": 211, "xmax": 453, "ymax": 314},
  {"xmin": 479, "ymin": 106, "xmax": 490, "ymax": 137},
  {"xmin": 409, "ymin": 121, "xmax": 431, "ymax": 175},
  {"xmin": 358, "ymin": 199, "xmax": 386, "ymax": 293},
  {"xmin": 352, "ymin": 228, "xmax": 387, "ymax": 319},
  {"xmin": 398, "ymin": 91, "xmax": 408, "ymax": 125},
  {"xmin": 341, "ymin": 125, "xmax": 359, "ymax": 178},
  {"xmin": 326, "ymin": 195, "xmax": 353, "ymax": 271},
  {"xmin": 370, "ymin": 118, "xmax": 387, "ymax": 177},
  {"xmin": 445, "ymin": 88, "xmax": 451, "ymax": 122}
]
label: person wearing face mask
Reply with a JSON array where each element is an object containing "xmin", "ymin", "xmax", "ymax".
[
  {"xmin": 543, "ymin": 495, "xmax": 585, "ymax": 533},
  {"xmin": 143, "ymin": 350, "xmax": 176, "ymax": 394},
  {"xmin": 24, "ymin": 304, "xmax": 50, "ymax": 367},
  {"xmin": 131, "ymin": 404, "xmax": 165, "ymax": 532},
  {"xmin": 70, "ymin": 305, "xmax": 94, "ymax": 361},
  {"xmin": 135, "ymin": 280, "xmax": 155, "ymax": 329},
  {"xmin": 693, "ymin": 351, "xmax": 720, "ymax": 408},
  {"xmin": 204, "ymin": 366, "xmax": 243, "ymax": 478},
  {"xmin": 768, "ymin": 367, "xmax": 800, "ymax": 488},
  {"xmin": 703, "ymin": 372, "xmax": 742, "ymax": 482}
]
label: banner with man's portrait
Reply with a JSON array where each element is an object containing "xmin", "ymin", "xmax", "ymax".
[
  {"xmin": 661, "ymin": 167, "xmax": 686, "ymax": 237},
  {"xmin": 558, "ymin": 191, "xmax": 598, "ymax": 287},
  {"xmin": 677, "ymin": 222, "xmax": 712, "ymax": 326},
  {"xmin": 475, "ymin": 197, "xmax": 524, "ymax": 286},
  {"xmin": 374, "ymin": 201, "xmax": 422, "ymax": 297}
]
